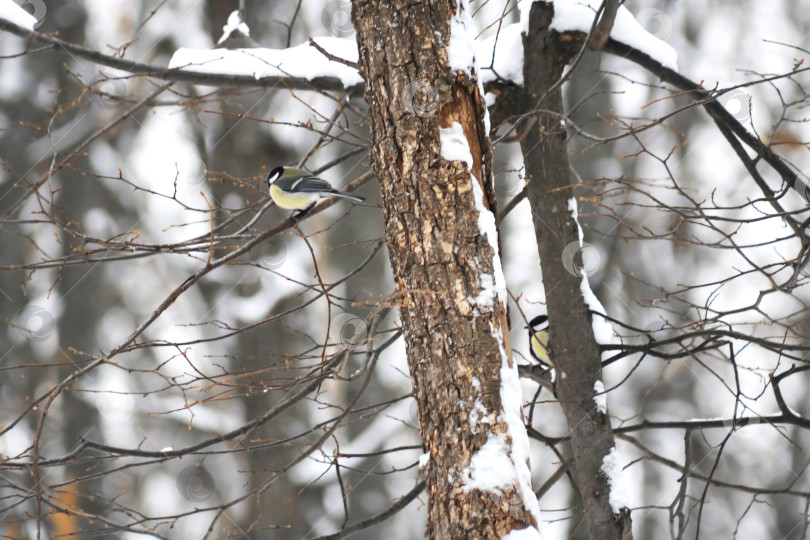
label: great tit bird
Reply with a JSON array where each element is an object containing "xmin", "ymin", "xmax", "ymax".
[
  {"xmin": 526, "ymin": 314, "xmax": 552, "ymax": 368},
  {"xmin": 267, "ymin": 166, "xmax": 365, "ymax": 215}
]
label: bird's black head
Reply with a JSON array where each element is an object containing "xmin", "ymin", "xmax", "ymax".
[
  {"xmin": 267, "ymin": 166, "xmax": 284, "ymax": 186},
  {"xmin": 527, "ymin": 314, "xmax": 549, "ymax": 330}
]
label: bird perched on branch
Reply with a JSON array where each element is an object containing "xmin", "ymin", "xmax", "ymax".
[
  {"xmin": 526, "ymin": 314, "xmax": 552, "ymax": 368},
  {"xmin": 267, "ymin": 166, "xmax": 365, "ymax": 217}
]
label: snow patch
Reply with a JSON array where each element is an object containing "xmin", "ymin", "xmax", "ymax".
[
  {"xmin": 446, "ymin": 0, "xmax": 477, "ymax": 75},
  {"xmin": 419, "ymin": 452, "xmax": 430, "ymax": 469},
  {"xmin": 439, "ymin": 122, "xmax": 474, "ymax": 169},
  {"xmin": 494, "ymin": 323, "xmax": 542, "ymax": 521},
  {"xmin": 468, "ymin": 271, "xmax": 499, "ymax": 309},
  {"xmin": 568, "ymin": 198, "xmax": 615, "ymax": 347},
  {"xmin": 440, "ymin": 122, "xmax": 507, "ymax": 310},
  {"xmin": 518, "ymin": 0, "xmax": 677, "ymax": 71},
  {"xmin": 217, "ymin": 10, "xmax": 251, "ymax": 45},
  {"xmin": 593, "ymin": 380, "xmax": 607, "ymax": 414},
  {"xmin": 469, "ymin": 398, "xmax": 489, "ymax": 431},
  {"xmin": 461, "ymin": 323, "xmax": 542, "ymax": 526},
  {"xmin": 601, "ymin": 447, "xmax": 628, "ymax": 514},
  {"xmin": 169, "ymin": 37, "xmax": 361, "ymax": 88},
  {"xmin": 0, "ymin": 0, "xmax": 37, "ymax": 30},
  {"xmin": 478, "ymin": 24, "xmax": 525, "ymax": 86},
  {"xmin": 469, "ymin": 377, "xmax": 488, "ymax": 432},
  {"xmin": 470, "ymin": 174, "xmax": 507, "ymax": 305},
  {"xmin": 463, "ymin": 433, "xmax": 514, "ymax": 494},
  {"xmin": 168, "ymin": 1, "xmax": 677, "ymax": 95}
]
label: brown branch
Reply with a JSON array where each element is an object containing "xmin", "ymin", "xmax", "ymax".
[
  {"xmin": 309, "ymin": 38, "xmax": 359, "ymax": 69},
  {"xmin": 0, "ymin": 18, "xmax": 362, "ymax": 94},
  {"xmin": 313, "ymin": 481, "xmax": 426, "ymax": 540},
  {"xmin": 602, "ymin": 37, "xmax": 810, "ymax": 204},
  {"xmin": 589, "ymin": 0, "xmax": 622, "ymax": 51},
  {"xmin": 200, "ymin": 191, "xmax": 215, "ymax": 265}
]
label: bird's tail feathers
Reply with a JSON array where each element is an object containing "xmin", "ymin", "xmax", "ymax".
[{"xmin": 333, "ymin": 191, "xmax": 365, "ymax": 203}]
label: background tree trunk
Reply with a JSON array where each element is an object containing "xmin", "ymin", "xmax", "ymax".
[
  {"xmin": 519, "ymin": 3, "xmax": 632, "ymax": 539},
  {"xmin": 352, "ymin": 0, "xmax": 540, "ymax": 537}
]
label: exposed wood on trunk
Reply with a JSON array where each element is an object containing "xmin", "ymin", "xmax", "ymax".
[{"xmin": 352, "ymin": 0, "xmax": 539, "ymax": 537}]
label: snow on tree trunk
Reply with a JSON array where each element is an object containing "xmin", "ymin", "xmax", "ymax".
[
  {"xmin": 352, "ymin": 0, "xmax": 541, "ymax": 537},
  {"xmin": 519, "ymin": 2, "xmax": 632, "ymax": 539}
]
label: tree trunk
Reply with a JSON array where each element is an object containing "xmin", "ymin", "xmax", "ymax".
[
  {"xmin": 520, "ymin": 2, "xmax": 632, "ymax": 539},
  {"xmin": 352, "ymin": 0, "xmax": 540, "ymax": 537}
]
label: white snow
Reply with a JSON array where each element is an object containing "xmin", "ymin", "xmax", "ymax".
[
  {"xmin": 169, "ymin": 37, "xmax": 361, "ymax": 88},
  {"xmin": 687, "ymin": 417, "xmax": 729, "ymax": 423},
  {"xmin": 568, "ymin": 197, "xmax": 615, "ymax": 347},
  {"xmin": 518, "ymin": 0, "xmax": 678, "ymax": 71},
  {"xmin": 439, "ymin": 122, "xmax": 474, "ymax": 169},
  {"xmin": 463, "ymin": 433, "xmax": 515, "ymax": 494},
  {"xmin": 579, "ymin": 267, "xmax": 614, "ymax": 345},
  {"xmin": 165, "ymin": 1, "xmax": 677, "ymax": 94},
  {"xmin": 470, "ymin": 176, "xmax": 507, "ymax": 305},
  {"xmin": 0, "ymin": 0, "xmax": 37, "ymax": 30},
  {"xmin": 419, "ymin": 452, "xmax": 430, "ymax": 468},
  {"xmin": 461, "ymin": 322, "xmax": 542, "ymax": 529},
  {"xmin": 469, "ymin": 397, "xmax": 489, "ymax": 431},
  {"xmin": 469, "ymin": 377, "xmax": 489, "ymax": 431},
  {"xmin": 440, "ymin": 121, "xmax": 508, "ymax": 309},
  {"xmin": 446, "ymin": 0, "xmax": 477, "ymax": 75},
  {"xmin": 593, "ymin": 380, "xmax": 607, "ymax": 414},
  {"xmin": 468, "ymin": 271, "xmax": 498, "ymax": 309},
  {"xmin": 478, "ymin": 24, "xmax": 525, "ymax": 85},
  {"xmin": 440, "ymin": 117, "xmax": 531, "ymax": 521},
  {"xmin": 217, "ymin": 10, "xmax": 251, "ymax": 45},
  {"xmin": 494, "ymin": 323, "xmax": 542, "ymax": 522},
  {"xmin": 504, "ymin": 527, "xmax": 544, "ymax": 540},
  {"xmin": 601, "ymin": 447, "xmax": 629, "ymax": 514}
]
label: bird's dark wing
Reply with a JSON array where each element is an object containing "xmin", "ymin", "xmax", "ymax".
[{"xmin": 291, "ymin": 177, "xmax": 337, "ymax": 193}]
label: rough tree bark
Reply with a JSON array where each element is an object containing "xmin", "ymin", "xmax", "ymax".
[
  {"xmin": 352, "ymin": 0, "xmax": 540, "ymax": 537},
  {"xmin": 519, "ymin": 2, "xmax": 633, "ymax": 539}
]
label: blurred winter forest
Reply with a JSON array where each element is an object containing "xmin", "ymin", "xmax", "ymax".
[{"xmin": 2, "ymin": 0, "xmax": 810, "ymax": 538}]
